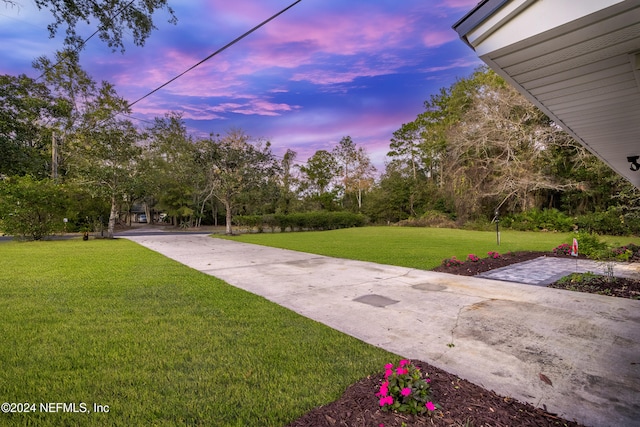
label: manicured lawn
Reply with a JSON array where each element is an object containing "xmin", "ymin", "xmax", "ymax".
[
  {"xmin": 219, "ymin": 226, "xmax": 640, "ymax": 269},
  {"xmin": 0, "ymin": 239, "xmax": 395, "ymax": 426}
]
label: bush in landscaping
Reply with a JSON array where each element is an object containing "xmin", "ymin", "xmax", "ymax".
[
  {"xmin": 441, "ymin": 256, "xmax": 463, "ymax": 268},
  {"xmin": 574, "ymin": 231, "xmax": 608, "ymax": 258},
  {"xmin": 234, "ymin": 212, "xmax": 366, "ymax": 232},
  {"xmin": 0, "ymin": 175, "xmax": 69, "ymax": 240},
  {"xmin": 574, "ymin": 208, "xmax": 640, "ymax": 236},
  {"xmin": 396, "ymin": 211, "xmax": 456, "ymax": 228},
  {"xmin": 502, "ymin": 208, "xmax": 574, "ymax": 232}
]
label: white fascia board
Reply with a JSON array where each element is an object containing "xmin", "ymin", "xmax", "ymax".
[{"xmin": 468, "ymin": 0, "xmax": 624, "ymax": 56}]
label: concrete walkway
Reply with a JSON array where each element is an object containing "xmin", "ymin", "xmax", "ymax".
[{"xmin": 122, "ymin": 233, "xmax": 640, "ymax": 427}]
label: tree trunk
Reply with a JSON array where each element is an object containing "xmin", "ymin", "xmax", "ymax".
[
  {"xmin": 224, "ymin": 200, "xmax": 233, "ymax": 235},
  {"xmin": 107, "ymin": 195, "xmax": 117, "ymax": 238},
  {"xmin": 144, "ymin": 203, "xmax": 152, "ymax": 225},
  {"xmin": 211, "ymin": 199, "xmax": 218, "ymax": 226}
]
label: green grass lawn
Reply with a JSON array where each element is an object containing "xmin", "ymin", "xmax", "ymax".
[
  {"xmin": 218, "ymin": 226, "xmax": 640, "ymax": 269},
  {"xmin": 0, "ymin": 239, "xmax": 395, "ymax": 426}
]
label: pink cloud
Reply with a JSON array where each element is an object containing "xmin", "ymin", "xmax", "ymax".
[
  {"xmin": 421, "ymin": 57, "xmax": 483, "ymax": 73},
  {"xmin": 439, "ymin": 0, "xmax": 480, "ymax": 9},
  {"xmin": 423, "ymin": 30, "xmax": 458, "ymax": 48},
  {"xmin": 157, "ymin": 98, "xmax": 301, "ymax": 118}
]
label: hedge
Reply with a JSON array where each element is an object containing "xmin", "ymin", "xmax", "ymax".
[{"xmin": 233, "ymin": 212, "xmax": 366, "ymax": 232}]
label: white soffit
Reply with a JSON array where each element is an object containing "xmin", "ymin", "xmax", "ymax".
[{"xmin": 462, "ymin": 0, "xmax": 640, "ymax": 188}]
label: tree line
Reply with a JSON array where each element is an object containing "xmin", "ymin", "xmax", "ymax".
[{"xmin": 2, "ymin": 57, "xmax": 639, "ymax": 239}]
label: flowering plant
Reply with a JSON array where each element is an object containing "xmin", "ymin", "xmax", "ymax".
[
  {"xmin": 441, "ymin": 256, "xmax": 463, "ymax": 268},
  {"xmin": 553, "ymin": 243, "xmax": 572, "ymax": 256},
  {"xmin": 376, "ymin": 360, "xmax": 437, "ymax": 415},
  {"xmin": 487, "ymin": 251, "xmax": 501, "ymax": 259},
  {"xmin": 466, "ymin": 254, "xmax": 480, "ymax": 262}
]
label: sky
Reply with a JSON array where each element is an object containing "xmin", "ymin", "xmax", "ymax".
[{"xmin": 0, "ymin": 0, "xmax": 483, "ymax": 169}]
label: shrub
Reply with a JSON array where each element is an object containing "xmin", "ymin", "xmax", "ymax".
[
  {"xmin": 235, "ymin": 212, "xmax": 366, "ymax": 233},
  {"xmin": 504, "ymin": 208, "xmax": 574, "ymax": 232},
  {"xmin": 0, "ymin": 176, "xmax": 69, "ymax": 240},
  {"xmin": 575, "ymin": 208, "xmax": 629, "ymax": 236},
  {"xmin": 467, "ymin": 254, "xmax": 480, "ymax": 262},
  {"xmin": 574, "ymin": 231, "xmax": 608, "ymax": 258},
  {"xmin": 487, "ymin": 251, "xmax": 501, "ymax": 259},
  {"xmin": 553, "ymin": 243, "xmax": 572, "ymax": 256},
  {"xmin": 397, "ymin": 211, "xmax": 456, "ymax": 228}
]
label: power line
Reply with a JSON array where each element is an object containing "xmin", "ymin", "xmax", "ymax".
[
  {"xmin": 35, "ymin": 0, "xmax": 137, "ymax": 82},
  {"xmin": 128, "ymin": 0, "xmax": 303, "ymax": 109}
]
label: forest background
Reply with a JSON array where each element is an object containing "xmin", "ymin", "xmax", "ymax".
[{"xmin": 2, "ymin": 53, "xmax": 640, "ymax": 239}]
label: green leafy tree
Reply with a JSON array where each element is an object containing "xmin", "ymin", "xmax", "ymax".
[
  {"xmin": 4, "ymin": 0, "xmax": 177, "ymax": 53},
  {"xmin": 67, "ymin": 82, "xmax": 141, "ymax": 238},
  {"xmin": 203, "ymin": 129, "xmax": 279, "ymax": 235},
  {"xmin": 276, "ymin": 149, "xmax": 299, "ymax": 214},
  {"xmin": 144, "ymin": 112, "xmax": 204, "ymax": 226},
  {"xmin": 298, "ymin": 149, "xmax": 339, "ymax": 210},
  {"xmin": 332, "ymin": 136, "xmax": 376, "ymax": 211},
  {"xmin": 0, "ymin": 74, "xmax": 70, "ymax": 178}
]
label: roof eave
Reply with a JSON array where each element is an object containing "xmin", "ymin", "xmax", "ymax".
[{"xmin": 452, "ymin": 0, "xmax": 510, "ymax": 49}]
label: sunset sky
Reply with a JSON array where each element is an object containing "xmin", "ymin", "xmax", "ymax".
[{"xmin": 0, "ymin": 0, "xmax": 482, "ymax": 168}]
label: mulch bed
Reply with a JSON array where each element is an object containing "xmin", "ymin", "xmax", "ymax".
[
  {"xmin": 287, "ymin": 251, "xmax": 640, "ymax": 427},
  {"xmin": 431, "ymin": 251, "xmax": 556, "ymax": 276},
  {"xmin": 287, "ymin": 360, "xmax": 583, "ymax": 427}
]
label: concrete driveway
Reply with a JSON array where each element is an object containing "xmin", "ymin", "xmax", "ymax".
[{"xmin": 122, "ymin": 233, "xmax": 640, "ymax": 427}]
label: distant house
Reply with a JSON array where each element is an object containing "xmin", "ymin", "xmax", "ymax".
[{"xmin": 453, "ymin": 0, "xmax": 640, "ymax": 187}]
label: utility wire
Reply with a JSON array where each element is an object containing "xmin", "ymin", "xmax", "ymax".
[{"xmin": 128, "ymin": 0, "xmax": 303, "ymax": 108}]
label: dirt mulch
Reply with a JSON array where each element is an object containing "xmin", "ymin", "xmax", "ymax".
[
  {"xmin": 287, "ymin": 251, "xmax": 640, "ymax": 427},
  {"xmin": 431, "ymin": 251, "xmax": 556, "ymax": 276},
  {"xmin": 286, "ymin": 359, "xmax": 582, "ymax": 427}
]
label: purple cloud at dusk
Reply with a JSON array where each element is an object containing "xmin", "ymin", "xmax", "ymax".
[{"xmin": 0, "ymin": 0, "xmax": 483, "ymax": 168}]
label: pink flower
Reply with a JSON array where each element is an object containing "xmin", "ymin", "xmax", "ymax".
[
  {"xmin": 399, "ymin": 359, "xmax": 410, "ymax": 367},
  {"xmin": 401, "ymin": 387, "xmax": 411, "ymax": 396},
  {"xmin": 384, "ymin": 369, "xmax": 393, "ymax": 378},
  {"xmin": 376, "ymin": 382, "xmax": 389, "ymax": 397},
  {"xmin": 379, "ymin": 395, "xmax": 394, "ymax": 406},
  {"xmin": 384, "ymin": 363, "xmax": 393, "ymax": 369},
  {"xmin": 426, "ymin": 401, "xmax": 436, "ymax": 411},
  {"xmin": 426, "ymin": 378, "xmax": 431, "ymax": 383},
  {"xmin": 396, "ymin": 367, "xmax": 408, "ymax": 375}
]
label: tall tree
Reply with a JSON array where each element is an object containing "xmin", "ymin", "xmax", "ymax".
[
  {"xmin": 347, "ymin": 146, "xmax": 376, "ymax": 210},
  {"xmin": 0, "ymin": 74, "xmax": 70, "ymax": 178},
  {"xmin": 443, "ymin": 69, "xmax": 572, "ymax": 220},
  {"xmin": 32, "ymin": 50, "xmax": 98, "ymax": 179},
  {"xmin": 67, "ymin": 82, "xmax": 141, "ymax": 237},
  {"xmin": 332, "ymin": 136, "xmax": 376, "ymax": 210},
  {"xmin": 333, "ymin": 136, "xmax": 358, "ymax": 191},
  {"xmin": 203, "ymin": 129, "xmax": 279, "ymax": 235},
  {"xmin": 277, "ymin": 149, "xmax": 298, "ymax": 214},
  {"xmin": 298, "ymin": 149, "xmax": 339, "ymax": 210},
  {"xmin": 144, "ymin": 112, "xmax": 204, "ymax": 226}
]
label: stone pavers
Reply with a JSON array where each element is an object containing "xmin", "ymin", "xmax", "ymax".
[{"xmin": 477, "ymin": 256, "xmax": 640, "ymax": 285}]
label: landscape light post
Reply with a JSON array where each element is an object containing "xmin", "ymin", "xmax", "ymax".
[{"xmin": 494, "ymin": 208, "xmax": 500, "ymax": 246}]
